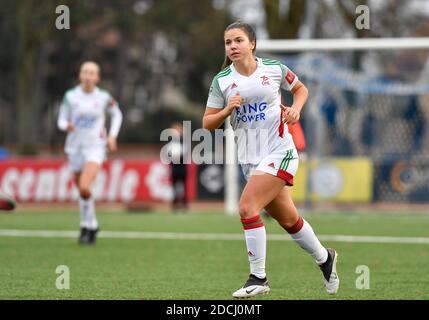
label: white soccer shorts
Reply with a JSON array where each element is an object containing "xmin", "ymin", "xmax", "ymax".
[
  {"xmin": 68, "ymin": 147, "xmax": 106, "ymax": 172},
  {"xmin": 240, "ymin": 147, "xmax": 299, "ymax": 186}
]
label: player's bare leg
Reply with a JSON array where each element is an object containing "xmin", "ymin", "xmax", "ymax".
[
  {"xmin": 265, "ymin": 187, "xmax": 339, "ymax": 294},
  {"xmin": 79, "ymin": 162, "xmax": 99, "ymax": 199},
  {"xmin": 76, "ymin": 162, "xmax": 100, "ymax": 245},
  {"xmin": 74, "ymin": 172, "xmax": 88, "ymax": 243},
  {"xmin": 233, "ymin": 172, "xmax": 285, "ymax": 298}
]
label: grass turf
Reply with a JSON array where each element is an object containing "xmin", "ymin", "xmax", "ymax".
[{"xmin": 0, "ymin": 210, "xmax": 428, "ymax": 299}]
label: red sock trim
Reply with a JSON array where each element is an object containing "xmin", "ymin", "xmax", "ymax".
[
  {"xmin": 241, "ymin": 214, "xmax": 264, "ymax": 230},
  {"xmin": 240, "ymin": 215, "xmax": 261, "ymax": 224},
  {"xmin": 284, "ymin": 216, "xmax": 304, "ymax": 234}
]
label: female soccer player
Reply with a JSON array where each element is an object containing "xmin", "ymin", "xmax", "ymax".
[
  {"xmin": 203, "ymin": 22, "xmax": 339, "ymax": 298},
  {"xmin": 57, "ymin": 61, "xmax": 123, "ymax": 245}
]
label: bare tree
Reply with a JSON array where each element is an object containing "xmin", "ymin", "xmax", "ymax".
[{"xmin": 263, "ymin": 0, "xmax": 306, "ymax": 39}]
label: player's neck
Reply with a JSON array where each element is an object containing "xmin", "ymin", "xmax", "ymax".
[
  {"xmin": 233, "ymin": 56, "xmax": 257, "ymax": 77},
  {"xmin": 81, "ymin": 84, "xmax": 96, "ymax": 93}
]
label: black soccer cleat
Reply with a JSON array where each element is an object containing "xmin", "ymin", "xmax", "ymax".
[
  {"xmin": 86, "ymin": 228, "xmax": 99, "ymax": 245},
  {"xmin": 232, "ymin": 274, "xmax": 270, "ymax": 298},
  {"xmin": 78, "ymin": 227, "xmax": 89, "ymax": 244},
  {"xmin": 319, "ymin": 248, "xmax": 340, "ymax": 294}
]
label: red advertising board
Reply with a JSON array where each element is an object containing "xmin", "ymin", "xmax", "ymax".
[{"xmin": 0, "ymin": 159, "xmax": 196, "ymax": 203}]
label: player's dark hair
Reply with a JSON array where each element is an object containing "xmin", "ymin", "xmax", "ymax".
[{"xmin": 221, "ymin": 21, "xmax": 257, "ymax": 70}]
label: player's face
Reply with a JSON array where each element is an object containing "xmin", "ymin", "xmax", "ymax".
[
  {"xmin": 79, "ymin": 63, "xmax": 100, "ymax": 90},
  {"xmin": 224, "ymin": 28, "xmax": 255, "ymax": 63}
]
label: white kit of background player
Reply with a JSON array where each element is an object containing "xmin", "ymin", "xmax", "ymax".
[{"xmin": 57, "ymin": 65, "xmax": 122, "ymax": 245}]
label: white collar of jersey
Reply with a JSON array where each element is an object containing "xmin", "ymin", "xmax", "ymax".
[{"xmin": 230, "ymin": 56, "xmax": 261, "ymax": 77}]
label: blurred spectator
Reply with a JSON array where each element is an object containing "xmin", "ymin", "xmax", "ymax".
[{"xmin": 168, "ymin": 122, "xmax": 190, "ymax": 213}]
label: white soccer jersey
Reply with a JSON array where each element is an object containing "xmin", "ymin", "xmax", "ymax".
[
  {"xmin": 207, "ymin": 57, "xmax": 299, "ymax": 165},
  {"xmin": 57, "ymin": 85, "xmax": 123, "ymax": 154}
]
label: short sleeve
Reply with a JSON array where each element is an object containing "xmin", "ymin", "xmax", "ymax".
[
  {"xmin": 61, "ymin": 92, "xmax": 71, "ymax": 108},
  {"xmin": 105, "ymin": 92, "xmax": 123, "ymax": 138},
  {"xmin": 280, "ymin": 64, "xmax": 299, "ymax": 91},
  {"xmin": 57, "ymin": 92, "xmax": 72, "ymax": 131},
  {"xmin": 107, "ymin": 95, "xmax": 119, "ymax": 109},
  {"xmin": 206, "ymin": 77, "xmax": 225, "ymax": 109}
]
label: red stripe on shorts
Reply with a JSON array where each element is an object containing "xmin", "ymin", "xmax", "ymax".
[
  {"xmin": 278, "ymin": 108, "xmax": 284, "ymax": 138},
  {"xmin": 276, "ymin": 169, "xmax": 294, "ymax": 186}
]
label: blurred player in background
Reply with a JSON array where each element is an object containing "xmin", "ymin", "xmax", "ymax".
[
  {"xmin": 203, "ymin": 21, "xmax": 339, "ymax": 298},
  {"xmin": 168, "ymin": 122, "xmax": 190, "ymax": 213},
  {"xmin": 57, "ymin": 61, "xmax": 123, "ymax": 245}
]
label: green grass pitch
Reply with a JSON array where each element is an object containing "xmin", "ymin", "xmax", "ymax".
[{"xmin": 0, "ymin": 209, "xmax": 428, "ymax": 299}]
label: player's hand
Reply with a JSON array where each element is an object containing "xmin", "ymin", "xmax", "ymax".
[
  {"xmin": 281, "ymin": 104, "xmax": 300, "ymax": 124},
  {"xmin": 66, "ymin": 122, "xmax": 75, "ymax": 133},
  {"xmin": 107, "ymin": 136, "xmax": 118, "ymax": 152},
  {"xmin": 225, "ymin": 92, "xmax": 243, "ymax": 115}
]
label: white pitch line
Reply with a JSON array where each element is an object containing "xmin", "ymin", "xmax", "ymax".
[
  {"xmin": 0, "ymin": 229, "xmax": 428, "ymax": 244},
  {"xmin": 317, "ymin": 235, "xmax": 429, "ymax": 244}
]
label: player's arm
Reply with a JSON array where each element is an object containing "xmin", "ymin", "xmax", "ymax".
[
  {"xmin": 280, "ymin": 64, "xmax": 309, "ymax": 124},
  {"xmin": 203, "ymin": 102, "xmax": 236, "ymax": 131},
  {"xmin": 106, "ymin": 97, "xmax": 123, "ymax": 152},
  {"xmin": 289, "ymin": 81, "xmax": 308, "ymax": 113},
  {"xmin": 203, "ymin": 77, "xmax": 242, "ymax": 131},
  {"xmin": 57, "ymin": 94, "xmax": 74, "ymax": 132},
  {"xmin": 203, "ymin": 93, "xmax": 242, "ymax": 131},
  {"xmin": 281, "ymin": 81, "xmax": 308, "ymax": 124}
]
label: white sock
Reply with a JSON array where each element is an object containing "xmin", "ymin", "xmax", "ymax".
[
  {"xmin": 79, "ymin": 197, "xmax": 90, "ymax": 229},
  {"xmin": 241, "ymin": 214, "xmax": 266, "ymax": 279},
  {"xmin": 79, "ymin": 197, "xmax": 98, "ymax": 230},
  {"xmin": 286, "ymin": 216, "xmax": 328, "ymax": 265},
  {"xmin": 86, "ymin": 197, "xmax": 98, "ymax": 230}
]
